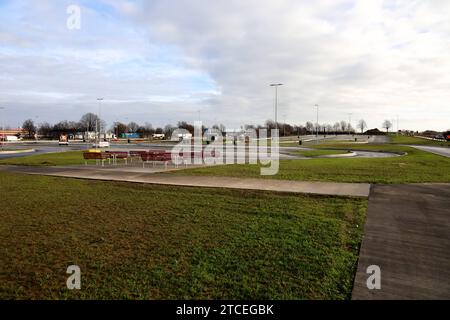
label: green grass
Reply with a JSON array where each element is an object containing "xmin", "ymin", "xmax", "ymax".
[
  {"xmin": 280, "ymin": 141, "xmax": 301, "ymax": 146},
  {"xmin": 2, "ymin": 142, "xmax": 449, "ymax": 183},
  {"xmin": 293, "ymin": 149, "xmax": 351, "ymax": 158},
  {"xmin": 0, "ymin": 151, "xmax": 88, "ymax": 166},
  {"xmin": 179, "ymin": 144, "xmax": 450, "ymax": 183},
  {"xmin": 310, "ymin": 143, "xmax": 405, "ymax": 153},
  {"xmin": 0, "ymin": 172, "xmax": 366, "ymax": 299},
  {"xmin": 389, "ymin": 135, "xmax": 449, "ymax": 146}
]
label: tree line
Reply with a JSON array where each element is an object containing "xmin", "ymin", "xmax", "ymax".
[{"xmin": 19, "ymin": 113, "xmax": 396, "ymax": 139}]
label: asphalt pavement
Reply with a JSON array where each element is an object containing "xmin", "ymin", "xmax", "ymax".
[
  {"xmin": 352, "ymin": 183, "xmax": 450, "ymax": 299},
  {"xmin": 409, "ymin": 145, "xmax": 450, "ymax": 158}
]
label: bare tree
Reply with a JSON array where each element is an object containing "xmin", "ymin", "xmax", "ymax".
[
  {"xmin": 333, "ymin": 122, "xmax": 340, "ymax": 134},
  {"xmin": 382, "ymin": 120, "xmax": 392, "ymax": 133},
  {"xmin": 38, "ymin": 122, "xmax": 52, "ymax": 137},
  {"xmin": 127, "ymin": 122, "xmax": 139, "ymax": 133},
  {"xmin": 164, "ymin": 124, "xmax": 175, "ymax": 137},
  {"xmin": 340, "ymin": 120, "xmax": 347, "ymax": 132},
  {"xmin": 326, "ymin": 124, "xmax": 333, "ymax": 133},
  {"xmin": 22, "ymin": 119, "xmax": 36, "ymax": 138},
  {"xmin": 79, "ymin": 113, "xmax": 99, "ymax": 132},
  {"xmin": 305, "ymin": 121, "xmax": 314, "ymax": 134},
  {"xmin": 357, "ymin": 119, "xmax": 367, "ymax": 134},
  {"xmin": 112, "ymin": 122, "xmax": 127, "ymax": 137}
]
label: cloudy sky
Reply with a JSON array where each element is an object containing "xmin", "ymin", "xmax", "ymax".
[{"xmin": 1, "ymin": 0, "xmax": 449, "ymax": 131}]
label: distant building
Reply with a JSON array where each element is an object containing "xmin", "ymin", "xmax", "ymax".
[
  {"xmin": 0, "ymin": 128, "xmax": 27, "ymax": 141},
  {"xmin": 364, "ymin": 128, "xmax": 384, "ymax": 135}
]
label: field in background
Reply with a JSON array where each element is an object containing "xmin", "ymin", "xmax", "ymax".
[{"xmin": 0, "ymin": 172, "xmax": 366, "ymax": 299}]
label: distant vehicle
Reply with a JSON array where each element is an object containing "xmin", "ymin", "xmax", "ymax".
[
  {"xmin": 3, "ymin": 135, "xmax": 20, "ymax": 142},
  {"xmin": 174, "ymin": 133, "xmax": 192, "ymax": 141},
  {"xmin": 59, "ymin": 134, "xmax": 69, "ymax": 146},
  {"xmin": 152, "ymin": 133, "xmax": 165, "ymax": 140},
  {"xmin": 92, "ymin": 141, "xmax": 110, "ymax": 148}
]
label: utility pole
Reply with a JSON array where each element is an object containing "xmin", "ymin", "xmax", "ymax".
[
  {"xmin": 96, "ymin": 98, "xmax": 103, "ymax": 148},
  {"xmin": 0, "ymin": 107, "xmax": 4, "ymax": 150},
  {"xmin": 396, "ymin": 115, "xmax": 399, "ymax": 135},
  {"xmin": 348, "ymin": 113, "xmax": 352, "ymax": 135},
  {"xmin": 35, "ymin": 115, "xmax": 39, "ymax": 142},
  {"xmin": 270, "ymin": 83, "xmax": 283, "ymax": 132},
  {"xmin": 315, "ymin": 104, "xmax": 319, "ymax": 143}
]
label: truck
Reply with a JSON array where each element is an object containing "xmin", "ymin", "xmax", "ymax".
[{"xmin": 59, "ymin": 134, "xmax": 69, "ymax": 145}]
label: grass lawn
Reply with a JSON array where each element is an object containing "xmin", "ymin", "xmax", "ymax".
[
  {"xmin": 2, "ymin": 143, "xmax": 449, "ymax": 184},
  {"xmin": 292, "ymin": 149, "xmax": 351, "ymax": 158},
  {"xmin": 0, "ymin": 172, "xmax": 366, "ymax": 300},
  {"xmin": 389, "ymin": 135, "xmax": 449, "ymax": 146},
  {"xmin": 179, "ymin": 144, "xmax": 450, "ymax": 183},
  {"xmin": 0, "ymin": 151, "xmax": 88, "ymax": 166}
]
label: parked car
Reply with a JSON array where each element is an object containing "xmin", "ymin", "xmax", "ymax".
[{"xmin": 92, "ymin": 141, "xmax": 110, "ymax": 148}]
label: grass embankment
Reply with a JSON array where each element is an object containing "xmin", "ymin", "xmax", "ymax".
[
  {"xmin": 0, "ymin": 172, "xmax": 366, "ymax": 299},
  {"xmin": 389, "ymin": 135, "xmax": 449, "ymax": 146},
  {"xmin": 179, "ymin": 144, "xmax": 450, "ymax": 183}
]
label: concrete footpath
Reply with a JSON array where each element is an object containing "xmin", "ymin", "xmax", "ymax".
[
  {"xmin": 0, "ymin": 165, "xmax": 370, "ymax": 197},
  {"xmin": 352, "ymin": 183, "xmax": 450, "ymax": 299}
]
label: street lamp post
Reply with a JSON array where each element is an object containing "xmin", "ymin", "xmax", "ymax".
[
  {"xmin": 0, "ymin": 107, "xmax": 4, "ymax": 150},
  {"xmin": 270, "ymin": 84, "xmax": 283, "ymax": 132},
  {"xmin": 96, "ymin": 98, "xmax": 103, "ymax": 148},
  {"xmin": 348, "ymin": 113, "xmax": 352, "ymax": 135},
  {"xmin": 396, "ymin": 115, "xmax": 399, "ymax": 135},
  {"xmin": 315, "ymin": 104, "xmax": 319, "ymax": 141},
  {"xmin": 35, "ymin": 115, "xmax": 39, "ymax": 142}
]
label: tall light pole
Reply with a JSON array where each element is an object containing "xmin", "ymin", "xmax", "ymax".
[
  {"xmin": 270, "ymin": 83, "xmax": 283, "ymax": 132},
  {"xmin": 35, "ymin": 115, "xmax": 39, "ymax": 142},
  {"xmin": 348, "ymin": 113, "xmax": 352, "ymax": 135},
  {"xmin": 396, "ymin": 114, "xmax": 399, "ymax": 135},
  {"xmin": 315, "ymin": 104, "xmax": 319, "ymax": 140},
  {"xmin": 96, "ymin": 98, "xmax": 103, "ymax": 147},
  {"xmin": 0, "ymin": 107, "xmax": 4, "ymax": 150}
]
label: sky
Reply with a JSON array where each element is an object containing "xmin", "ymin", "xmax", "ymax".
[{"xmin": 0, "ymin": 0, "xmax": 449, "ymax": 131}]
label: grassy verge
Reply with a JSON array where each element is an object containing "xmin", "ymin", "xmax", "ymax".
[
  {"xmin": 389, "ymin": 135, "xmax": 449, "ymax": 146},
  {"xmin": 0, "ymin": 172, "xmax": 366, "ymax": 299},
  {"xmin": 293, "ymin": 149, "xmax": 351, "ymax": 158},
  {"xmin": 178, "ymin": 145, "xmax": 450, "ymax": 183},
  {"xmin": 0, "ymin": 151, "xmax": 88, "ymax": 166},
  {"xmin": 308, "ymin": 143, "xmax": 406, "ymax": 153}
]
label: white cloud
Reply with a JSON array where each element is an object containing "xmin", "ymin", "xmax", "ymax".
[{"xmin": 0, "ymin": 0, "xmax": 449, "ymax": 130}]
